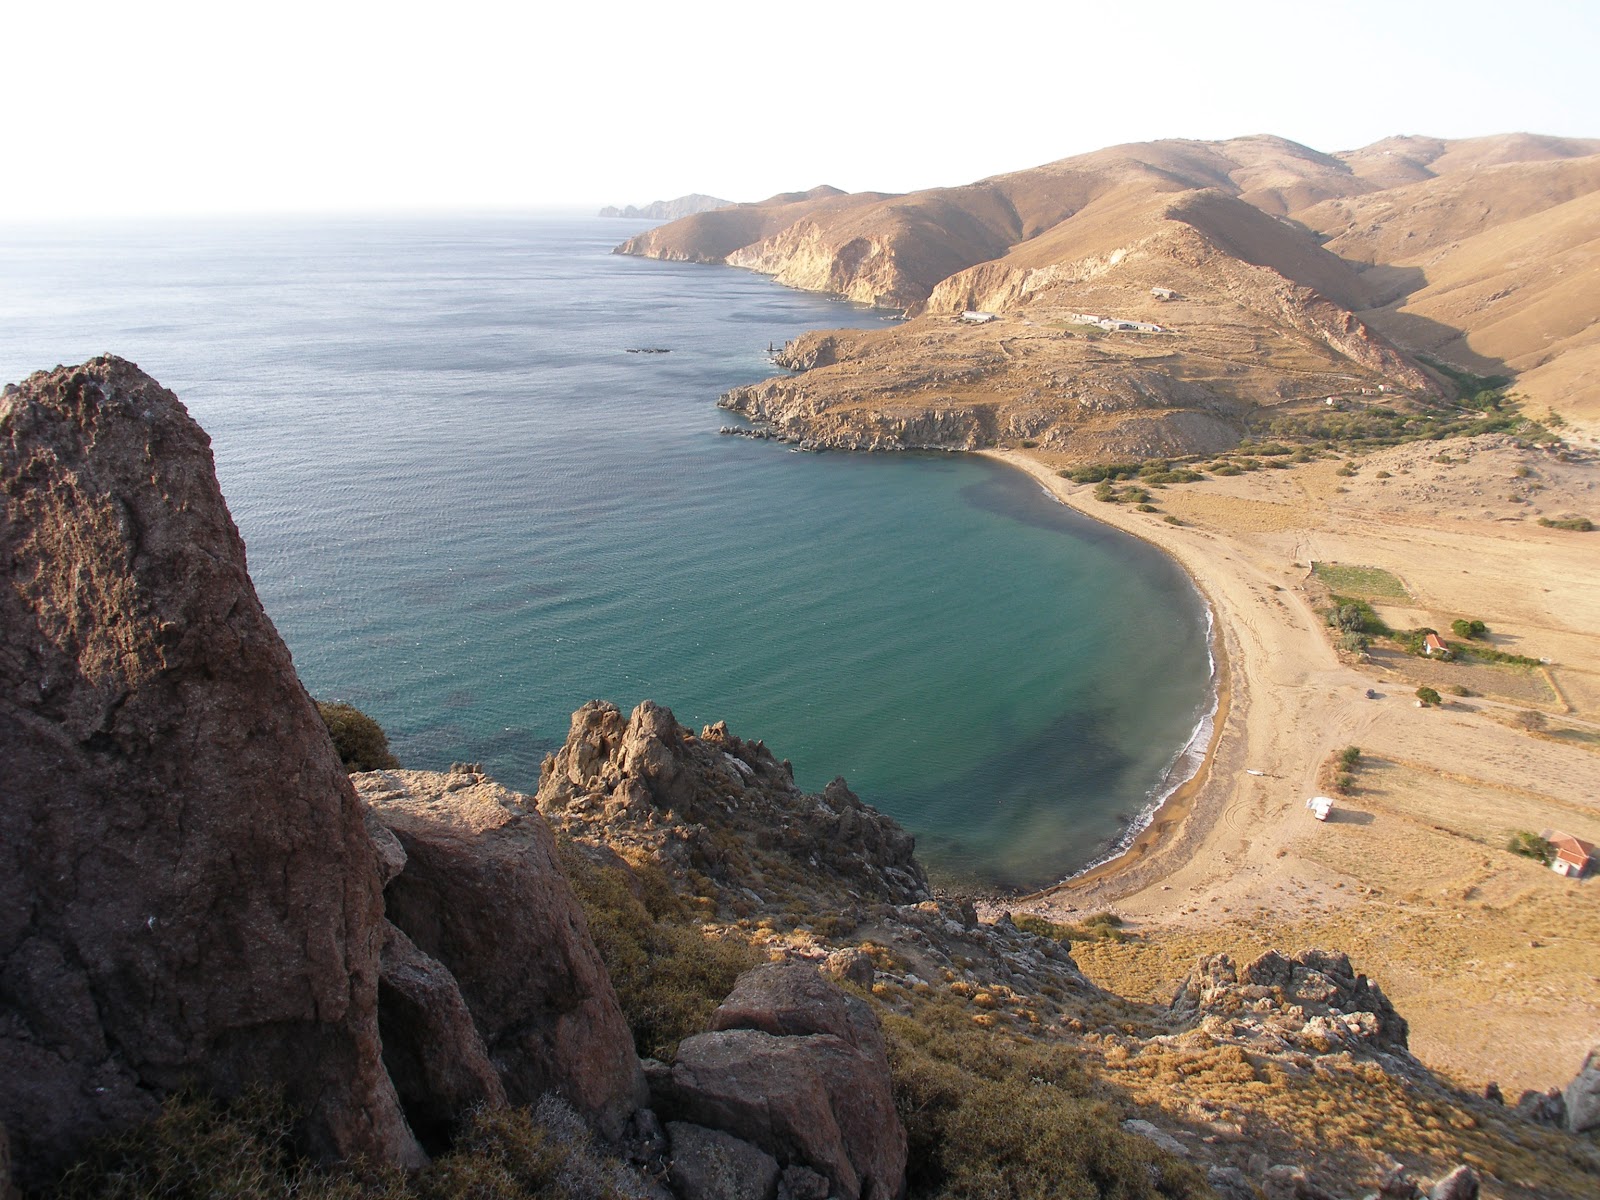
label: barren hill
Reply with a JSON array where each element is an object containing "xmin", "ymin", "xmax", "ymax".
[{"xmin": 623, "ymin": 133, "xmax": 1600, "ymax": 453}]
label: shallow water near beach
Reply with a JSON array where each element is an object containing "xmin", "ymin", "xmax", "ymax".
[{"xmin": 1, "ymin": 215, "xmax": 1212, "ymax": 890}]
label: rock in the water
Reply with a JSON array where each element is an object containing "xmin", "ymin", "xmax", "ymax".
[
  {"xmin": 358, "ymin": 768, "xmax": 645, "ymax": 1138},
  {"xmin": 1428, "ymin": 1164, "xmax": 1479, "ymax": 1200},
  {"xmin": 667, "ymin": 1122, "xmax": 781, "ymax": 1200},
  {"xmin": 0, "ymin": 358, "xmax": 420, "ymax": 1184},
  {"xmin": 1563, "ymin": 1044, "xmax": 1600, "ymax": 1133},
  {"xmin": 651, "ymin": 964, "xmax": 905, "ymax": 1200},
  {"xmin": 377, "ymin": 922, "xmax": 507, "ymax": 1148}
]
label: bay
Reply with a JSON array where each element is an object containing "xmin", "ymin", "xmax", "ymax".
[{"xmin": 0, "ymin": 214, "xmax": 1212, "ymax": 890}]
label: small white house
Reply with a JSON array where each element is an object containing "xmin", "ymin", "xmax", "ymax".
[
  {"xmin": 1547, "ymin": 831, "xmax": 1595, "ymax": 878},
  {"xmin": 961, "ymin": 311, "xmax": 998, "ymax": 324},
  {"xmin": 1306, "ymin": 796, "xmax": 1335, "ymax": 821}
]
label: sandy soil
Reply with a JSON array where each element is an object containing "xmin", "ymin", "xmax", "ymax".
[{"xmin": 984, "ymin": 438, "xmax": 1600, "ymax": 1095}]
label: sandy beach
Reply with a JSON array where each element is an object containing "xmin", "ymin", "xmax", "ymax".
[{"xmin": 982, "ymin": 439, "xmax": 1600, "ymax": 1094}]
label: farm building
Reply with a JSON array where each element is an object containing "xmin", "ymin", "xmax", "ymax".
[
  {"xmin": 960, "ymin": 311, "xmax": 998, "ymax": 324},
  {"xmin": 1546, "ymin": 831, "xmax": 1595, "ymax": 878},
  {"xmin": 1423, "ymin": 632, "xmax": 1451, "ymax": 658}
]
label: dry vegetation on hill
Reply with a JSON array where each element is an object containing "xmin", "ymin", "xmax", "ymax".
[{"xmin": 624, "ymin": 132, "xmax": 1600, "ymax": 453}]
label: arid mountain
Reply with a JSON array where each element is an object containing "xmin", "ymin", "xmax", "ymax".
[
  {"xmin": 598, "ymin": 193, "xmax": 733, "ymax": 220},
  {"xmin": 623, "ymin": 133, "xmax": 1600, "ymax": 453}
]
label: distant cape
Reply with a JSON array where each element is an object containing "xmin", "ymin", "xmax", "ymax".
[{"xmin": 599, "ymin": 193, "xmax": 733, "ymax": 220}]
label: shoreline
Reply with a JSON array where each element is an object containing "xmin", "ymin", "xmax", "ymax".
[{"xmin": 977, "ymin": 449, "xmax": 1240, "ymax": 901}]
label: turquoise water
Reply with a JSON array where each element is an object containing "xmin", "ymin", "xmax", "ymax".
[{"xmin": 0, "ymin": 215, "xmax": 1213, "ymax": 890}]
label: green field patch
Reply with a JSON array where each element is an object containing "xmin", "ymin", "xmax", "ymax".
[{"xmin": 1312, "ymin": 562, "xmax": 1413, "ymax": 602}]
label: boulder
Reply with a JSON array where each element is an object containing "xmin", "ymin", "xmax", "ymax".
[
  {"xmin": 652, "ymin": 964, "xmax": 905, "ymax": 1200},
  {"xmin": 1563, "ymin": 1044, "xmax": 1600, "ymax": 1133},
  {"xmin": 0, "ymin": 358, "xmax": 420, "ymax": 1184},
  {"xmin": 1514, "ymin": 1086, "xmax": 1566, "ymax": 1126},
  {"xmin": 1428, "ymin": 1164, "xmax": 1479, "ymax": 1200},
  {"xmin": 377, "ymin": 922, "xmax": 506, "ymax": 1149},
  {"xmin": 358, "ymin": 769, "xmax": 645, "ymax": 1138},
  {"xmin": 822, "ymin": 948, "xmax": 875, "ymax": 989},
  {"xmin": 666, "ymin": 1122, "xmax": 781, "ymax": 1200}
]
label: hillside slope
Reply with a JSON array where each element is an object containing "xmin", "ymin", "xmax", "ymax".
[{"xmin": 625, "ymin": 132, "xmax": 1600, "ymax": 449}]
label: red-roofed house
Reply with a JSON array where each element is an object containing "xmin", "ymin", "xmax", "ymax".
[
  {"xmin": 1547, "ymin": 832, "xmax": 1595, "ymax": 878},
  {"xmin": 1423, "ymin": 632, "xmax": 1450, "ymax": 658}
]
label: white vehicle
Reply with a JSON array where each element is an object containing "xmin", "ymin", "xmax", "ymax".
[{"xmin": 1306, "ymin": 796, "xmax": 1335, "ymax": 821}]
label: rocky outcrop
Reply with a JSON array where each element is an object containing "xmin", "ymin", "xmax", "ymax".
[
  {"xmin": 377, "ymin": 922, "xmax": 507, "ymax": 1149},
  {"xmin": 666, "ymin": 1122, "xmax": 781, "ymax": 1200},
  {"xmin": 651, "ymin": 964, "xmax": 906, "ymax": 1200},
  {"xmin": 357, "ymin": 767, "xmax": 646, "ymax": 1139},
  {"xmin": 1564, "ymin": 1045, "xmax": 1600, "ymax": 1133},
  {"xmin": 1171, "ymin": 949, "xmax": 1410, "ymax": 1056},
  {"xmin": 0, "ymin": 358, "xmax": 420, "ymax": 1185},
  {"xmin": 537, "ymin": 701, "xmax": 930, "ymax": 908},
  {"xmin": 600, "ymin": 194, "xmax": 734, "ymax": 221}
]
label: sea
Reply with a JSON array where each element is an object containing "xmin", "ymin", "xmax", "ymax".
[{"xmin": 0, "ymin": 214, "xmax": 1214, "ymax": 892}]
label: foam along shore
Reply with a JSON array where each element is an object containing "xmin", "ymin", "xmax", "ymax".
[{"xmin": 979, "ymin": 442, "xmax": 1600, "ymax": 1096}]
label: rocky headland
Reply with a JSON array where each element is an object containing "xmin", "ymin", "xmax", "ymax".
[
  {"xmin": 624, "ymin": 134, "xmax": 1600, "ymax": 456},
  {"xmin": 3, "ymin": 358, "xmax": 1598, "ymax": 1199},
  {"xmin": 600, "ymin": 194, "xmax": 734, "ymax": 221}
]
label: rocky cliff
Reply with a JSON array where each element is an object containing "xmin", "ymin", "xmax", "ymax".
[
  {"xmin": 622, "ymin": 132, "xmax": 1600, "ymax": 448},
  {"xmin": 600, "ymin": 194, "xmax": 734, "ymax": 221},
  {"xmin": 0, "ymin": 358, "xmax": 420, "ymax": 1181}
]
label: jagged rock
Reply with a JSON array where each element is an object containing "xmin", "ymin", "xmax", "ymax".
[
  {"xmin": 377, "ymin": 921, "xmax": 506, "ymax": 1149},
  {"xmin": 1564, "ymin": 1045, "xmax": 1600, "ymax": 1133},
  {"xmin": 1172, "ymin": 949, "xmax": 1408, "ymax": 1053},
  {"xmin": 357, "ymin": 769, "xmax": 645, "ymax": 1139},
  {"xmin": 0, "ymin": 358, "xmax": 420, "ymax": 1184},
  {"xmin": 651, "ymin": 964, "xmax": 905, "ymax": 1200},
  {"xmin": 1428, "ymin": 1164, "xmax": 1479, "ymax": 1200},
  {"xmin": 666, "ymin": 1122, "xmax": 781, "ymax": 1200},
  {"xmin": 822, "ymin": 948, "xmax": 875, "ymax": 988},
  {"xmin": 537, "ymin": 700, "xmax": 930, "ymax": 907},
  {"xmin": 1514, "ymin": 1086, "xmax": 1566, "ymax": 1126}
]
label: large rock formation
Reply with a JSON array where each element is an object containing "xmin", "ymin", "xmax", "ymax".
[
  {"xmin": 357, "ymin": 767, "xmax": 646, "ymax": 1139},
  {"xmin": 1564, "ymin": 1045, "xmax": 1600, "ymax": 1134},
  {"xmin": 0, "ymin": 358, "xmax": 420, "ymax": 1184},
  {"xmin": 537, "ymin": 701, "xmax": 930, "ymax": 910},
  {"xmin": 1171, "ymin": 948, "xmax": 1410, "ymax": 1055},
  {"xmin": 653, "ymin": 964, "xmax": 907, "ymax": 1200}
]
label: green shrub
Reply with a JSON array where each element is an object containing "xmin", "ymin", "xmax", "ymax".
[
  {"xmin": 1507, "ymin": 831, "xmax": 1555, "ymax": 865},
  {"xmin": 885, "ymin": 1004, "xmax": 1205, "ymax": 1200},
  {"xmin": 1415, "ymin": 686, "xmax": 1442, "ymax": 707},
  {"xmin": 1338, "ymin": 746, "xmax": 1361, "ymax": 770},
  {"xmin": 1538, "ymin": 516, "xmax": 1595, "ymax": 532},
  {"xmin": 1135, "ymin": 503, "xmax": 1159, "ymax": 513},
  {"xmin": 53, "ymin": 1090, "xmax": 642, "ymax": 1200},
  {"xmin": 555, "ymin": 841, "xmax": 758, "ymax": 1060},
  {"xmin": 315, "ymin": 701, "xmax": 400, "ymax": 772},
  {"xmin": 1451, "ymin": 619, "xmax": 1488, "ymax": 639}
]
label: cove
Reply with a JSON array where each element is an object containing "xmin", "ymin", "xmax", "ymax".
[{"xmin": 0, "ymin": 214, "xmax": 1213, "ymax": 890}]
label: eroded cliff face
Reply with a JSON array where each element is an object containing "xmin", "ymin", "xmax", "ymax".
[{"xmin": 0, "ymin": 358, "xmax": 421, "ymax": 1183}]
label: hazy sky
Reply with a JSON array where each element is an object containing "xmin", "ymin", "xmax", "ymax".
[{"xmin": 3, "ymin": 0, "xmax": 1594, "ymax": 220}]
